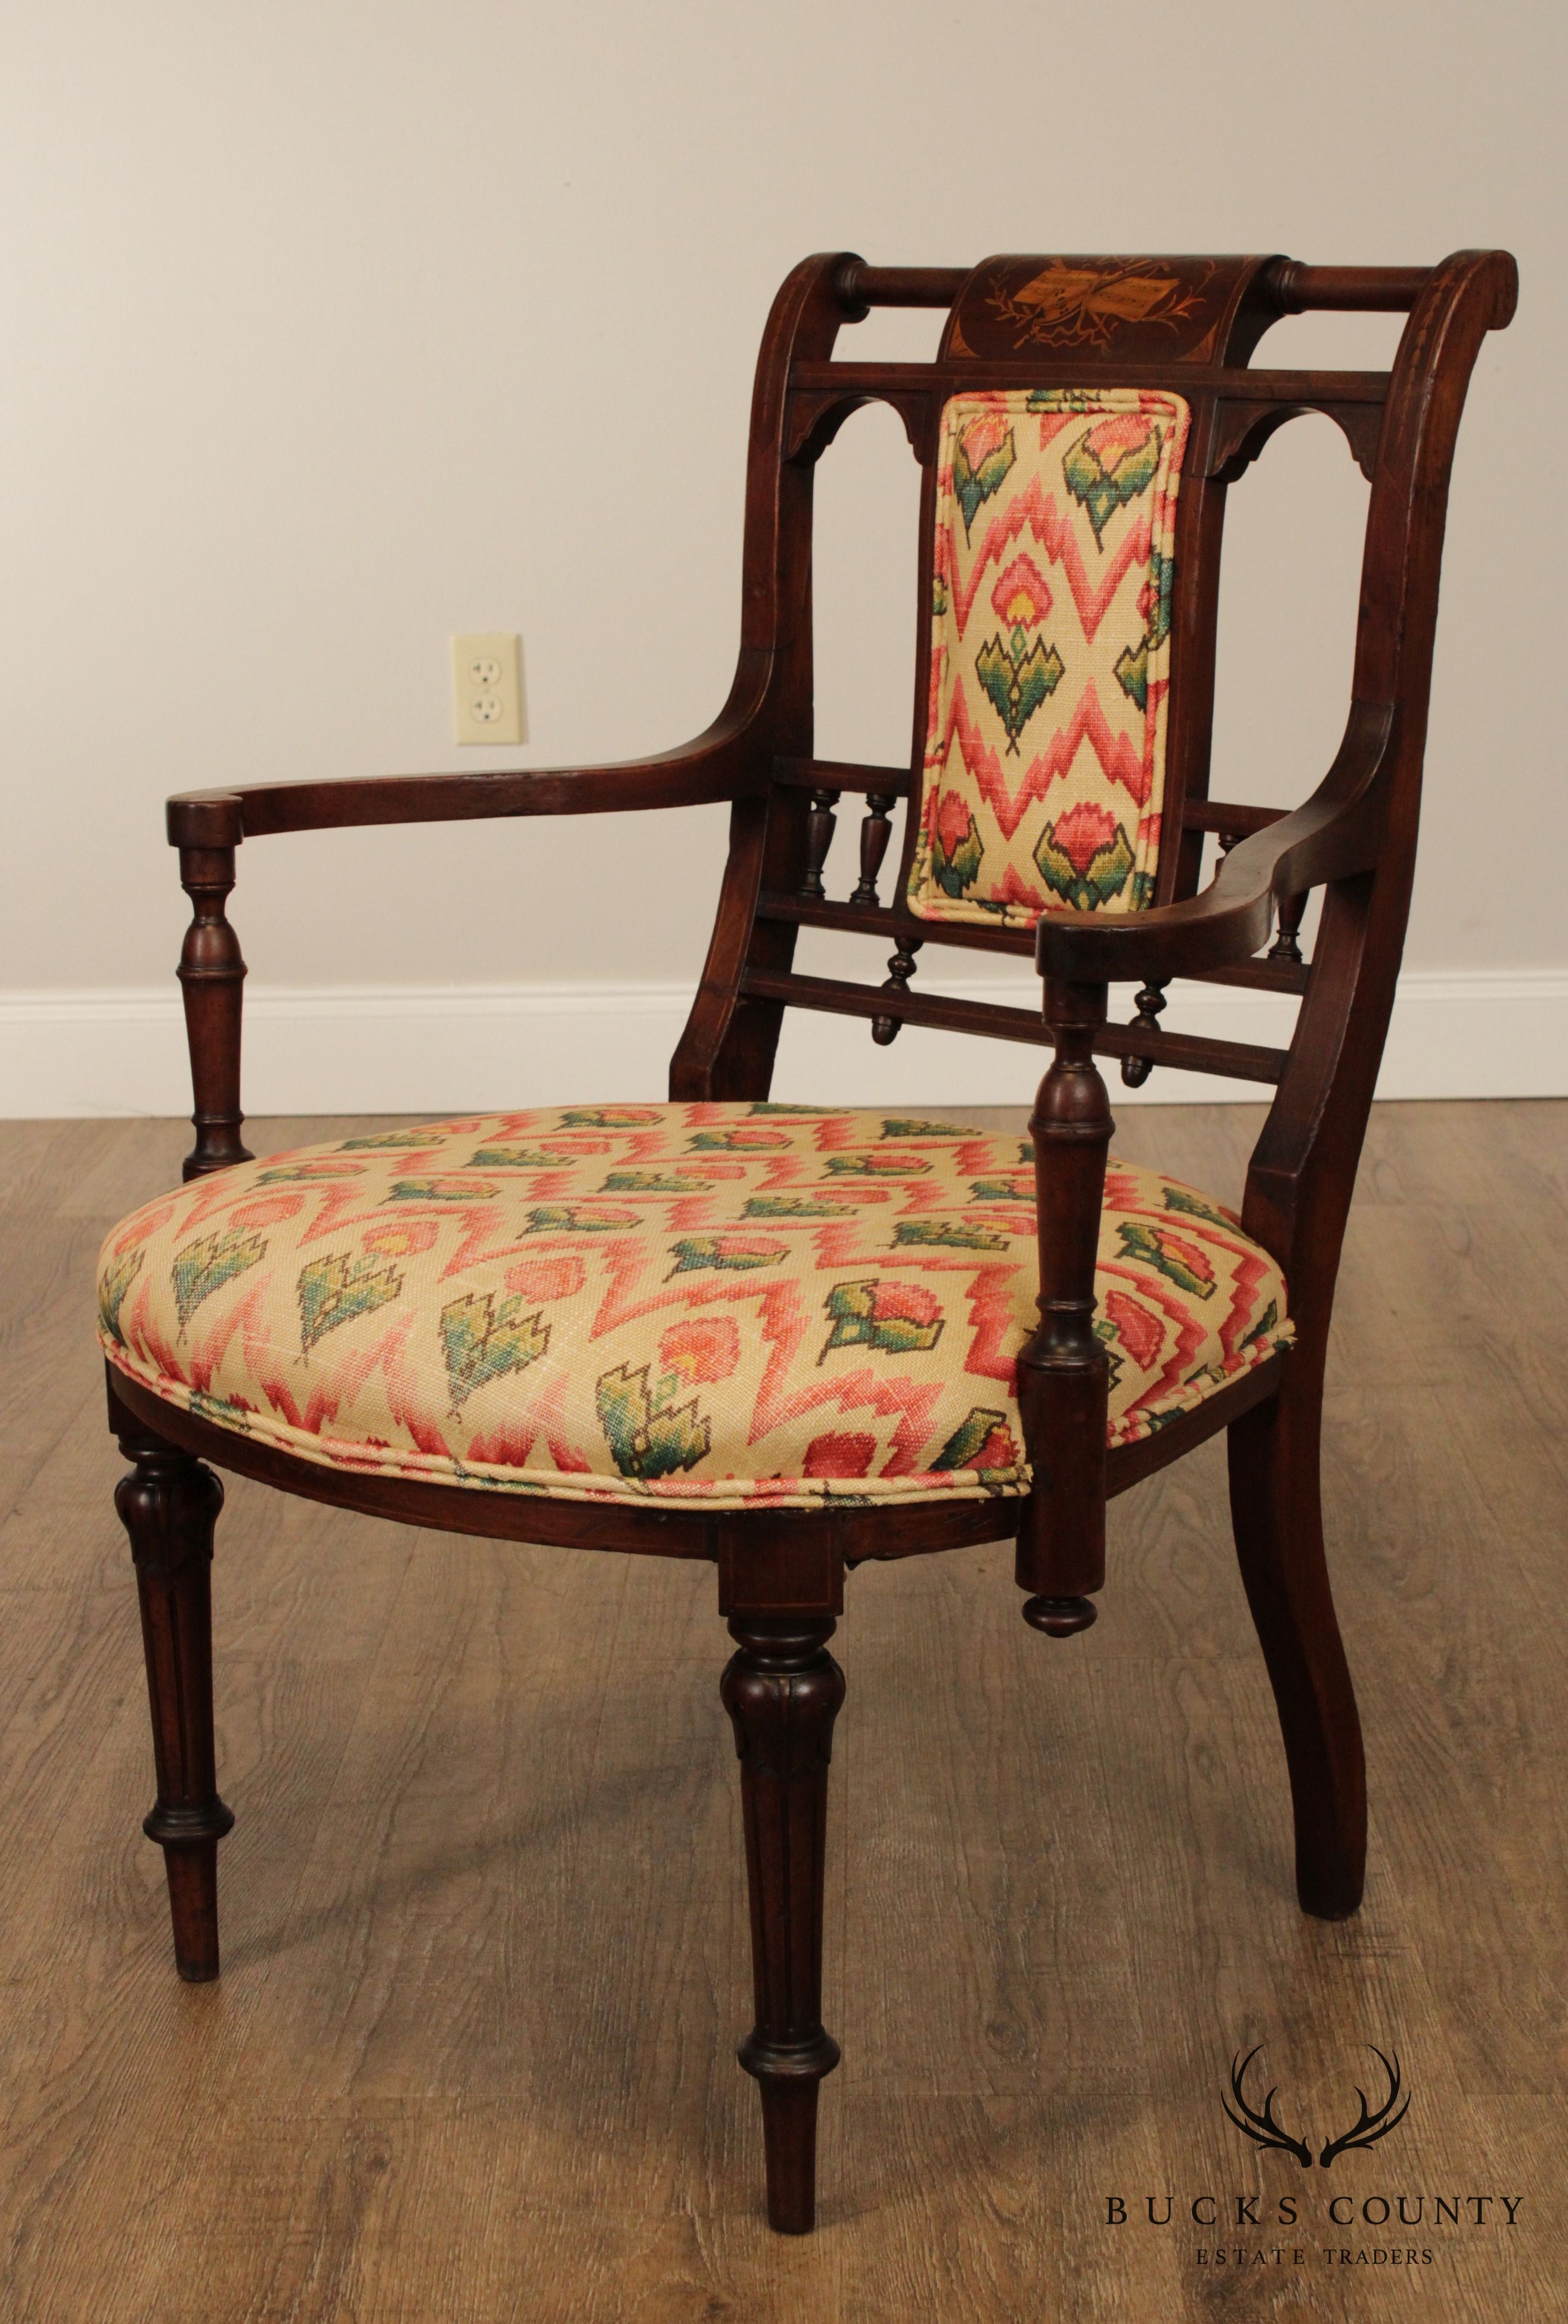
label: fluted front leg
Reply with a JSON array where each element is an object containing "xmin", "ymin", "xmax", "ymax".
[
  {"xmin": 114, "ymin": 1415, "xmax": 234, "ymax": 1981},
  {"xmin": 721, "ymin": 1615, "xmax": 844, "ymax": 2234}
]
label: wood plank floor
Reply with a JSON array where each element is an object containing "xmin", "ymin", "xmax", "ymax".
[{"xmin": 1, "ymin": 1102, "xmax": 1564, "ymax": 2323}]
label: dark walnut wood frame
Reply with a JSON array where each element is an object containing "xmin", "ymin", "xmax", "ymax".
[{"xmin": 108, "ymin": 247, "xmax": 1516, "ymax": 2233}]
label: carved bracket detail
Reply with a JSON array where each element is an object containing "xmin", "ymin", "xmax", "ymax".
[
  {"xmin": 785, "ymin": 388, "xmax": 932, "ymax": 465},
  {"xmin": 1204, "ymin": 397, "xmax": 1384, "ymax": 485}
]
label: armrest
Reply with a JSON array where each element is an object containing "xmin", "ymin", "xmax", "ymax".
[
  {"xmin": 166, "ymin": 689, "xmax": 772, "ymax": 1176},
  {"xmin": 166, "ymin": 702, "xmax": 768, "ymax": 848},
  {"xmin": 1033, "ymin": 699, "xmax": 1395, "ymax": 983}
]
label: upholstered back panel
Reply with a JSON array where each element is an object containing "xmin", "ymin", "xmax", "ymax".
[{"xmin": 907, "ymin": 388, "xmax": 1191, "ymax": 928}]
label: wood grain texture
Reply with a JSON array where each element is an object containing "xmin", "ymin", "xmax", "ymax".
[{"xmin": 5, "ymin": 1103, "xmax": 1565, "ymax": 2319}]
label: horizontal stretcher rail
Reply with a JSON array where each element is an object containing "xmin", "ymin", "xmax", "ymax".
[
  {"xmin": 757, "ymin": 894, "xmax": 1312, "ymax": 996},
  {"xmin": 1183, "ymin": 800, "xmax": 1289, "ymax": 835},
  {"xmin": 1193, "ymin": 957, "xmax": 1310, "ymax": 996},
  {"xmin": 834, "ymin": 262, "xmax": 969, "ymax": 309},
  {"xmin": 771, "ymin": 758, "xmax": 913, "ymax": 797},
  {"xmin": 1266, "ymin": 261, "xmax": 1430, "ymax": 312},
  {"xmin": 739, "ymin": 968, "xmax": 1289, "ymax": 1084},
  {"xmin": 831, "ymin": 259, "xmax": 1431, "ymax": 317},
  {"xmin": 793, "ymin": 361, "xmax": 1392, "ymax": 401},
  {"xmin": 758, "ymin": 892, "xmax": 1028, "ymax": 952}
]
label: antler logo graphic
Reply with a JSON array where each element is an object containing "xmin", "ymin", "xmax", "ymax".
[
  {"xmin": 1223, "ymin": 2046, "xmax": 1409, "ymax": 2169},
  {"xmin": 1317, "ymin": 2047, "xmax": 1410, "ymax": 2167},
  {"xmin": 1223, "ymin": 2047, "xmax": 1313, "ymax": 2167}
]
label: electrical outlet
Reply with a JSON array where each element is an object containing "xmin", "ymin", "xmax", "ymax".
[{"xmin": 452, "ymin": 633, "xmax": 523, "ymax": 745}]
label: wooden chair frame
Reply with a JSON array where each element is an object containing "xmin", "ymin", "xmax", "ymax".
[{"xmin": 107, "ymin": 245, "xmax": 1516, "ymax": 2233}]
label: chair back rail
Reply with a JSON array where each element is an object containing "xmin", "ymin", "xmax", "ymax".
[{"xmin": 672, "ymin": 247, "xmax": 1517, "ymax": 1347}]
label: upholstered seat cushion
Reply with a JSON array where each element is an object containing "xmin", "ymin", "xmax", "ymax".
[{"xmin": 97, "ymin": 1105, "xmax": 1291, "ymax": 1514}]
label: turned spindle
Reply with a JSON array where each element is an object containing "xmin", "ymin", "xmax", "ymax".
[
  {"xmin": 849, "ymin": 792, "xmax": 898, "ymax": 906},
  {"xmin": 177, "ymin": 843, "xmax": 253, "ymax": 1180},
  {"xmin": 1121, "ymin": 977, "xmax": 1170, "ymax": 1088},
  {"xmin": 871, "ymin": 934, "xmax": 922, "ymax": 1046},
  {"xmin": 1268, "ymin": 890, "xmax": 1308, "ymax": 963},
  {"xmin": 798, "ymin": 789, "xmax": 840, "ymax": 901}
]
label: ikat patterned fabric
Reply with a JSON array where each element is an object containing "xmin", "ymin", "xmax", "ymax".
[
  {"xmin": 97, "ymin": 1105, "xmax": 1290, "ymax": 1513},
  {"xmin": 908, "ymin": 388, "xmax": 1191, "ymax": 928}
]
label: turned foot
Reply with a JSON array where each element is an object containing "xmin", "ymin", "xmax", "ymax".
[{"xmin": 1022, "ymin": 1593, "xmax": 1098, "ymax": 1637}]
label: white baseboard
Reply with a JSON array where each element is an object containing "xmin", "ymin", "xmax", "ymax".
[{"xmin": 0, "ymin": 969, "xmax": 1563, "ymax": 1118}]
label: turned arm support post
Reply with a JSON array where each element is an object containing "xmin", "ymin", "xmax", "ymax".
[
  {"xmin": 160, "ymin": 717, "xmax": 773, "ymax": 1183},
  {"xmin": 1015, "ymin": 977, "xmax": 1114, "ymax": 1637},
  {"xmin": 176, "ymin": 842, "xmax": 252, "ymax": 1181}
]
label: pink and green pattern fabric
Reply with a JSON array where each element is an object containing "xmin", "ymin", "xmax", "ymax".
[
  {"xmin": 98, "ymin": 1107, "xmax": 1290, "ymax": 1513},
  {"xmin": 908, "ymin": 388, "xmax": 1190, "ymax": 928}
]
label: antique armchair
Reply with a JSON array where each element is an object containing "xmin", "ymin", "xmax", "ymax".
[{"xmin": 98, "ymin": 247, "xmax": 1516, "ymax": 2233}]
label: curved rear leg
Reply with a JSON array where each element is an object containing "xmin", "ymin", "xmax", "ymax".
[{"xmin": 1228, "ymin": 1383, "xmax": 1365, "ymax": 1919}]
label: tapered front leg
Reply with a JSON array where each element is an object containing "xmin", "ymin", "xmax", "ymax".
[
  {"xmin": 113, "ymin": 1412, "xmax": 234, "ymax": 1981},
  {"xmin": 721, "ymin": 1614, "xmax": 844, "ymax": 2234}
]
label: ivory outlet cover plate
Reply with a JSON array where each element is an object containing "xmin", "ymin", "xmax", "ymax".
[{"xmin": 452, "ymin": 633, "xmax": 523, "ymax": 745}]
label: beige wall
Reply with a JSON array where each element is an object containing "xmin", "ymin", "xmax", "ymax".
[{"xmin": 1, "ymin": 2, "xmax": 1562, "ymax": 1108}]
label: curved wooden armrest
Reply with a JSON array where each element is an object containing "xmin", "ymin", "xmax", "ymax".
[
  {"xmin": 166, "ymin": 694, "xmax": 773, "ymax": 1176},
  {"xmin": 166, "ymin": 708, "xmax": 767, "ymax": 848},
  {"xmin": 1033, "ymin": 699, "xmax": 1395, "ymax": 983}
]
